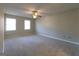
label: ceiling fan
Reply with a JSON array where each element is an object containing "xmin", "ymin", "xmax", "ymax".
[{"xmin": 32, "ymin": 10, "xmax": 42, "ymax": 19}]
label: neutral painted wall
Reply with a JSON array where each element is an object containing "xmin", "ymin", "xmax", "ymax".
[
  {"xmin": 36, "ymin": 9, "xmax": 79, "ymax": 43},
  {"xmin": 77, "ymin": 9, "xmax": 79, "ymax": 39},
  {"xmin": 4, "ymin": 14, "xmax": 36, "ymax": 39},
  {"xmin": 78, "ymin": 15, "xmax": 79, "ymax": 37},
  {"xmin": 0, "ymin": 7, "xmax": 4, "ymax": 54}
]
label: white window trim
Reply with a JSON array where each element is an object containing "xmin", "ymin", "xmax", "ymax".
[
  {"xmin": 5, "ymin": 17, "xmax": 16, "ymax": 31},
  {"xmin": 24, "ymin": 20, "xmax": 31, "ymax": 30}
]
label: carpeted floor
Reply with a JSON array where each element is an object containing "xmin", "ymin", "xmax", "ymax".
[{"xmin": 4, "ymin": 35, "xmax": 79, "ymax": 56}]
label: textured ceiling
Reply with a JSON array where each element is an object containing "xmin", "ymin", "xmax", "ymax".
[{"xmin": 0, "ymin": 3, "xmax": 79, "ymax": 17}]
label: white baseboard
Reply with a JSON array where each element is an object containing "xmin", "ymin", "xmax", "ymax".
[{"xmin": 39, "ymin": 33, "xmax": 79, "ymax": 46}]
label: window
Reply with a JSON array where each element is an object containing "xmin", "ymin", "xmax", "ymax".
[
  {"xmin": 6, "ymin": 18, "xmax": 16, "ymax": 31},
  {"xmin": 24, "ymin": 20, "xmax": 31, "ymax": 30}
]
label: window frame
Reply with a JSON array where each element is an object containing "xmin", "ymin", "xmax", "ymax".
[
  {"xmin": 5, "ymin": 17, "xmax": 16, "ymax": 31},
  {"xmin": 24, "ymin": 19, "xmax": 31, "ymax": 30}
]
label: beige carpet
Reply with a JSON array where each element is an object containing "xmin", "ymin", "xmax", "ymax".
[{"xmin": 4, "ymin": 35, "xmax": 79, "ymax": 56}]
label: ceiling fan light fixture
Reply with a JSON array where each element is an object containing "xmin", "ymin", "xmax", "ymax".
[
  {"xmin": 32, "ymin": 11, "xmax": 38, "ymax": 19},
  {"xmin": 33, "ymin": 15, "xmax": 37, "ymax": 19}
]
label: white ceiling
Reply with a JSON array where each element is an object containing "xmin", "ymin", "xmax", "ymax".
[{"xmin": 0, "ymin": 3, "xmax": 79, "ymax": 18}]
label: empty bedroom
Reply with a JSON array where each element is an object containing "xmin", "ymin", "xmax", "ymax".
[{"xmin": 0, "ymin": 3, "xmax": 79, "ymax": 56}]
